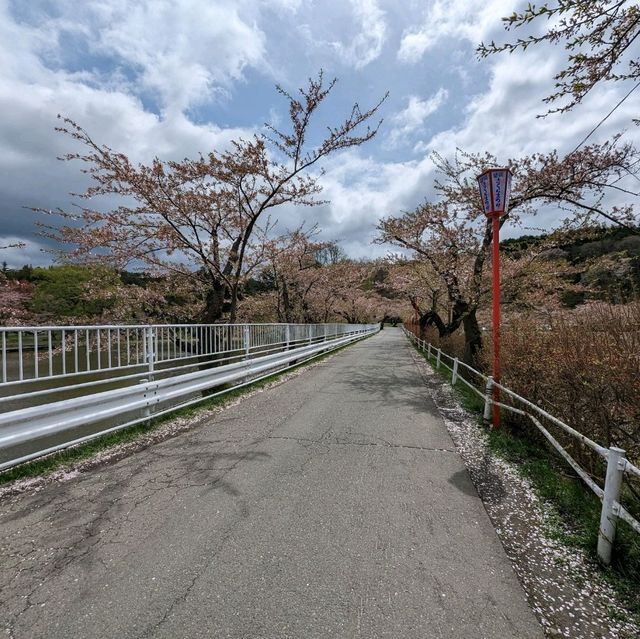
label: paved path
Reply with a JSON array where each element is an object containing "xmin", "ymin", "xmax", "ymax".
[{"xmin": 0, "ymin": 329, "xmax": 543, "ymax": 638}]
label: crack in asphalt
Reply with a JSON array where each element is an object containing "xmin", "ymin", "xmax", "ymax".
[
  {"xmin": 265, "ymin": 435, "xmax": 456, "ymax": 453},
  {"xmin": 0, "ymin": 398, "xmax": 317, "ymax": 636}
]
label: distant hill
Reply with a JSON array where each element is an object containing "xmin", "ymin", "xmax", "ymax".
[{"xmin": 502, "ymin": 226, "xmax": 640, "ymax": 307}]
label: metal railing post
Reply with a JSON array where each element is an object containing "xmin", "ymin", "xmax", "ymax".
[
  {"xmin": 427, "ymin": 343, "xmax": 431, "ymax": 359},
  {"xmin": 285, "ymin": 324, "xmax": 290, "ymax": 351},
  {"xmin": 483, "ymin": 376, "xmax": 494, "ymax": 425},
  {"xmin": 452, "ymin": 358, "xmax": 459, "ymax": 385},
  {"xmin": 436, "ymin": 348, "xmax": 441, "ymax": 369},
  {"xmin": 597, "ymin": 446, "xmax": 626, "ymax": 565},
  {"xmin": 1, "ymin": 331, "xmax": 6, "ymax": 383},
  {"xmin": 146, "ymin": 327, "xmax": 155, "ymax": 381},
  {"xmin": 243, "ymin": 325, "xmax": 250, "ymax": 361},
  {"xmin": 308, "ymin": 325, "xmax": 312, "ymax": 345}
]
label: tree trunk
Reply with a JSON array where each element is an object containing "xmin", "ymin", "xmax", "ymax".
[
  {"xmin": 415, "ymin": 300, "xmax": 481, "ymax": 367},
  {"xmin": 203, "ymin": 281, "xmax": 229, "ymax": 323},
  {"xmin": 229, "ymin": 287, "xmax": 238, "ymax": 324},
  {"xmin": 462, "ymin": 309, "xmax": 482, "ymax": 367},
  {"xmin": 418, "ymin": 308, "xmax": 454, "ymax": 340},
  {"xmin": 281, "ymin": 280, "xmax": 294, "ymax": 323}
]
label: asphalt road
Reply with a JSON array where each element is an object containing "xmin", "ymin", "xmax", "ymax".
[{"xmin": 0, "ymin": 328, "xmax": 543, "ymax": 638}]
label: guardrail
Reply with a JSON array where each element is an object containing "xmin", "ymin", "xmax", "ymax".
[
  {"xmin": 403, "ymin": 326, "xmax": 640, "ymax": 566},
  {"xmin": 0, "ymin": 323, "xmax": 378, "ymax": 470},
  {"xmin": 0, "ymin": 323, "xmax": 365, "ymax": 388}
]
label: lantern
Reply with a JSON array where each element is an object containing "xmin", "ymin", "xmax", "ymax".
[{"xmin": 477, "ymin": 168, "xmax": 513, "ymax": 217}]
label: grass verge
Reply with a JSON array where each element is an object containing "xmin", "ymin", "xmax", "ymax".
[
  {"xmin": 409, "ymin": 336, "xmax": 640, "ymax": 614},
  {"xmin": 0, "ymin": 336, "xmax": 370, "ymax": 487}
]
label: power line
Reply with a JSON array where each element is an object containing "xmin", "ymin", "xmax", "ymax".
[
  {"xmin": 563, "ymin": 80, "xmax": 640, "ymax": 233},
  {"xmin": 569, "ymin": 79, "xmax": 640, "ymax": 156}
]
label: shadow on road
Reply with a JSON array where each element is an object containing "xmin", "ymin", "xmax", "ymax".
[
  {"xmin": 337, "ymin": 366, "xmax": 442, "ymax": 417},
  {"xmin": 447, "ymin": 469, "xmax": 480, "ymax": 498}
]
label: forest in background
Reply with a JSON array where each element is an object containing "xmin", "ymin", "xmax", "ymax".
[{"xmin": 3, "ymin": 223, "xmax": 640, "ymax": 326}]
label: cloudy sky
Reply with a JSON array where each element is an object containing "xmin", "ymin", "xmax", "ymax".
[{"xmin": 1, "ymin": 0, "xmax": 639, "ymax": 267}]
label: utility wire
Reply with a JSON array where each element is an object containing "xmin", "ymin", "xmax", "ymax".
[
  {"xmin": 568, "ymin": 79, "xmax": 640, "ymax": 156},
  {"xmin": 563, "ymin": 80, "xmax": 640, "ymax": 232}
]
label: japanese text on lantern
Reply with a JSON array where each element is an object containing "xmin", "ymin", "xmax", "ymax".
[
  {"xmin": 478, "ymin": 173, "xmax": 491, "ymax": 214},
  {"xmin": 492, "ymin": 170, "xmax": 504, "ymax": 211}
]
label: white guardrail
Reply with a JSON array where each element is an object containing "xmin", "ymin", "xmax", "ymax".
[
  {"xmin": 0, "ymin": 323, "xmax": 378, "ymax": 470},
  {"xmin": 403, "ymin": 327, "xmax": 640, "ymax": 567}
]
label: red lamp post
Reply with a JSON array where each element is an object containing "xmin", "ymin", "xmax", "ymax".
[{"xmin": 477, "ymin": 168, "xmax": 513, "ymax": 428}]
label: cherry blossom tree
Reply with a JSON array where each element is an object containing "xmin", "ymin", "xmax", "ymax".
[
  {"xmin": 381, "ymin": 261, "xmax": 449, "ymax": 333},
  {"xmin": 327, "ymin": 261, "xmax": 383, "ymax": 323},
  {"xmin": 43, "ymin": 72, "xmax": 387, "ymax": 323},
  {"xmin": 0, "ymin": 277, "xmax": 34, "ymax": 325},
  {"xmin": 377, "ymin": 142, "xmax": 639, "ymax": 363},
  {"xmin": 260, "ymin": 229, "xmax": 331, "ymax": 323},
  {"xmin": 239, "ymin": 249, "xmax": 396, "ymax": 325},
  {"xmin": 79, "ymin": 270, "xmax": 205, "ymax": 324}
]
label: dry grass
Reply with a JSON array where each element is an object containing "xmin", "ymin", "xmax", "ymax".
[{"xmin": 498, "ymin": 303, "xmax": 640, "ymax": 466}]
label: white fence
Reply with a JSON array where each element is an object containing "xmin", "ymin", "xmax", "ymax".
[
  {"xmin": 0, "ymin": 323, "xmax": 366, "ymax": 387},
  {"xmin": 404, "ymin": 327, "xmax": 640, "ymax": 566},
  {"xmin": 0, "ymin": 323, "xmax": 378, "ymax": 470}
]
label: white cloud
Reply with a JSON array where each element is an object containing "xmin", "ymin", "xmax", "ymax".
[
  {"xmin": 267, "ymin": 0, "xmax": 305, "ymax": 12},
  {"xmin": 1, "ymin": 0, "xmax": 638, "ymax": 263},
  {"xmin": 0, "ymin": 69, "xmax": 254, "ymax": 188},
  {"xmin": 387, "ymin": 88, "xmax": 448, "ymax": 147},
  {"xmin": 0, "ymin": 0, "xmax": 259, "ymax": 256},
  {"xmin": 0, "ymin": 1, "xmax": 268, "ymax": 115},
  {"xmin": 424, "ymin": 47, "xmax": 640, "ymax": 161},
  {"xmin": 331, "ymin": 0, "xmax": 386, "ymax": 69},
  {"xmin": 85, "ymin": 0, "xmax": 267, "ymax": 115},
  {"xmin": 294, "ymin": 38, "xmax": 640, "ymax": 255},
  {"xmin": 270, "ymin": 150, "xmax": 436, "ymax": 258},
  {"xmin": 398, "ymin": 0, "xmax": 519, "ymax": 63}
]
